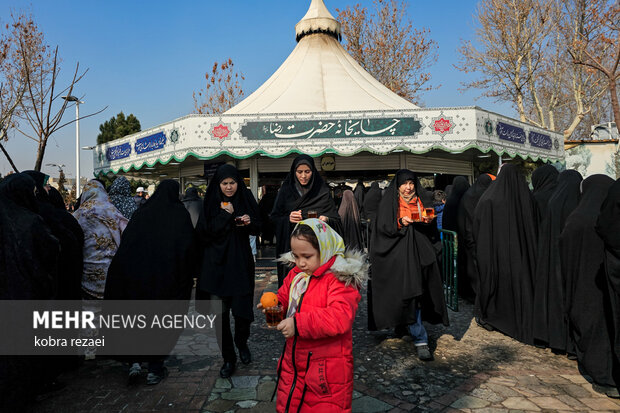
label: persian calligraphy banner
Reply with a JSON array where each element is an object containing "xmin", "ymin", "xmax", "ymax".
[
  {"xmin": 241, "ymin": 117, "xmax": 422, "ymax": 140},
  {"xmin": 528, "ymin": 131, "xmax": 552, "ymax": 150},
  {"xmin": 106, "ymin": 143, "xmax": 132, "ymax": 161},
  {"xmin": 496, "ymin": 121, "xmax": 526, "ymax": 144},
  {"xmin": 135, "ymin": 132, "xmax": 167, "ymax": 154}
]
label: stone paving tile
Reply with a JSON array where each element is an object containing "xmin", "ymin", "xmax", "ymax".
[
  {"xmin": 529, "ymin": 395, "xmax": 572, "ymax": 410},
  {"xmin": 501, "ymin": 396, "xmax": 541, "ymax": 411},
  {"xmin": 450, "ymin": 395, "xmax": 490, "ymax": 409},
  {"xmin": 579, "ymin": 397, "xmax": 620, "ymax": 410}
]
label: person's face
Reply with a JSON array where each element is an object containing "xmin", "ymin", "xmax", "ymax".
[
  {"xmin": 295, "ymin": 164, "xmax": 312, "ymax": 186},
  {"xmin": 220, "ymin": 177, "xmax": 238, "ymax": 198},
  {"xmin": 398, "ymin": 180, "xmax": 416, "ymax": 199},
  {"xmin": 291, "ymin": 236, "xmax": 321, "ymax": 275}
]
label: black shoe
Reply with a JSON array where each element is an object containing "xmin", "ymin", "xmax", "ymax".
[
  {"xmin": 146, "ymin": 367, "xmax": 168, "ymax": 385},
  {"xmin": 416, "ymin": 344, "xmax": 433, "ymax": 361},
  {"xmin": 239, "ymin": 347, "xmax": 252, "ymax": 365},
  {"xmin": 220, "ymin": 361, "xmax": 236, "ymax": 378}
]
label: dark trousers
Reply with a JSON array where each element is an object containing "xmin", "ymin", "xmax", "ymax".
[{"xmin": 217, "ymin": 296, "xmax": 251, "ymax": 363}]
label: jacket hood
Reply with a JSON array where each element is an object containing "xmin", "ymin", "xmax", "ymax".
[{"xmin": 277, "ymin": 249, "xmax": 369, "ymax": 290}]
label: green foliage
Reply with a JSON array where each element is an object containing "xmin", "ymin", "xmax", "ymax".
[{"xmin": 96, "ymin": 112, "xmax": 141, "ymax": 145}]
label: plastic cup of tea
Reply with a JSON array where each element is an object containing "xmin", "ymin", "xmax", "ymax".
[
  {"xmin": 307, "ymin": 211, "xmax": 318, "ymax": 219},
  {"xmin": 265, "ymin": 305, "xmax": 284, "ymax": 328},
  {"xmin": 235, "ymin": 216, "xmax": 245, "ymax": 226}
]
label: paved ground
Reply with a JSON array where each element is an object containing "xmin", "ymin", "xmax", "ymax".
[{"xmin": 28, "ymin": 251, "xmax": 620, "ymax": 412}]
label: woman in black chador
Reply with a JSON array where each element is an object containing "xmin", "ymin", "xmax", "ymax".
[
  {"xmin": 442, "ymin": 176, "xmax": 469, "ymax": 232},
  {"xmin": 105, "ymin": 179, "xmax": 197, "ymax": 385},
  {"xmin": 561, "ymin": 174, "xmax": 617, "ymax": 394},
  {"xmin": 456, "ymin": 173, "xmax": 493, "ymax": 312},
  {"xmin": 370, "ymin": 169, "xmax": 448, "ymax": 360},
  {"xmin": 531, "ymin": 164, "xmax": 559, "ymax": 223},
  {"xmin": 532, "ymin": 170, "xmax": 582, "ymax": 351},
  {"xmin": 473, "ymin": 164, "xmax": 538, "ymax": 344},
  {"xmin": 270, "ymin": 154, "xmax": 340, "ymax": 285},
  {"xmin": 197, "ymin": 164, "xmax": 261, "ymax": 379},
  {"xmin": 338, "ymin": 189, "xmax": 363, "ymax": 251},
  {"xmin": 596, "ymin": 178, "xmax": 620, "ymax": 396}
]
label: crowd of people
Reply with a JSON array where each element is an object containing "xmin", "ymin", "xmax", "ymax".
[{"xmin": 1, "ymin": 155, "xmax": 619, "ymax": 411}]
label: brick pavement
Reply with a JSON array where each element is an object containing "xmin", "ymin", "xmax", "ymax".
[{"xmin": 28, "ymin": 256, "xmax": 620, "ymax": 412}]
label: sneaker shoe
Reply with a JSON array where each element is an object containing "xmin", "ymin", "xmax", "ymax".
[
  {"xmin": 416, "ymin": 344, "xmax": 433, "ymax": 361},
  {"xmin": 128, "ymin": 363, "xmax": 142, "ymax": 384},
  {"xmin": 146, "ymin": 367, "xmax": 169, "ymax": 385}
]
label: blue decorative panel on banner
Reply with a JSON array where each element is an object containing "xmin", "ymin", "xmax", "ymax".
[
  {"xmin": 106, "ymin": 143, "xmax": 131, "ymax": 161},
  {"xmin": 135, "ymin": 132, "xmax": 167, "ymax": 154},
  {"xmin": 496, "ymin": 122, "xmax": 526, "ymax": 144},
  {"xmin": 528, "ymin": 131, "xmax": 552, "ymax": 150}
]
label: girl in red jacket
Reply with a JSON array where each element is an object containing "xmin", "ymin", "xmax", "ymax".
[{"xmin": 260, "ymin": 218, "xmax": 367, "ymax": 413}]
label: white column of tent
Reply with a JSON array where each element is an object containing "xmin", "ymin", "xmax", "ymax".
[{"xmin": 250, "ymin": 157, "xmax": 259, "ymax": 200}]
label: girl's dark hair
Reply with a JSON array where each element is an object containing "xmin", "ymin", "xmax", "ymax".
[{"xmin": 290, "ymin": 224, "xmax": 320, "ymax": 252}]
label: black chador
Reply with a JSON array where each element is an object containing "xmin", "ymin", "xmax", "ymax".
[
  {"xmin": 532, "ymin": 170, "xmax": 582, "ymax": 351},
  {"xmin": 596, "ymin": 178, "xmax": 620, "ymax": 390},
  {"xmin": 370, "ymin": 169, "xmax": 449, "ymax": 330},
  {"xmin": 531, "ymin": 164, "xmax": 559, "ymax": 224},
  {"xmin": 196, "ymin": 164, "xmax": 261, "ymax": 370},
  {"xmin": 270, "ymin": 154, "xmax": 340, "ymax": 285},
  {"xmin": 561, "ymin": 174, "xmax": 615, "ymax": 388},
  {"xmin": 338, "ymin": 190, "xmax": 363, "ymax": 251},
  {"xmin": 473, "ymin": 164, "xmax": 537, "ymax": 344},
  {"xmin": 456, "ymin": 173, "xmax": 493, "ymax": 311},
  {"xmin": 442, "ymin": 176, "xmax": 469, "ymax": 232}
]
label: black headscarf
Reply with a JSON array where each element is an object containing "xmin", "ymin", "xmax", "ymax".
[
  {"xmin": 338, "ymin": 190, "xmax": 363, "ymax": 251},
  {"xmin": 456, "ymin": 174, "xmax": 493, "ymax": 307},
  {"xmin": 442, "ymin": 176, "xmax": 470, "ymax": 232},
  {"xmin": 182, "ymin": 187, "xmax": 203, "ymax": 228},
  {"xmin": 362, "ymin": 182, "xmax": 382, "ymax": 223},
  {"xmin": 560, "ymin": 174, "xmax": 616, "ymax": 387},
  {"xmin": 532, "ymin": 170, "xmax": 582, "ymax": 351},
  {"xmin": 270, "ymin": 155, "xmax": 340, "ymax": 285},
  {"xmin": 369, "ymin": 169, "xmax": 449, "ymax": 330},
  {"xmin": 197, "ymin": 165, "xmax": 261, "ymax": 320},
  {"xmin": 596, "ymin": 178, "xmax": 620, "ymax": 385},
  {"xmin": 532, "ymin": 164, "xmax": 559, "ymax": 222},
  {"xmin": 105, "ymin": 179, "xmax": 197, "ymax": 301},
  {"xmin": 22, "ymin": 170, "xmax": 84, "ymax": 300},
  {"xmin": 47, "ymin": 186, "xmax": 66, "ymax": 210},
  {"xmin": 109, "ymin": 176, "xmax": 138, "ymax": 220},
  {"xmin": 472, "ymin": 164, "xmax": 538, "ymax": 344}
]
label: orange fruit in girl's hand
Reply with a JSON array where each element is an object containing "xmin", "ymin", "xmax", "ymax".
[{"xmin": 260, "ymin": 292, "xmax": 278, "ymax": 308}]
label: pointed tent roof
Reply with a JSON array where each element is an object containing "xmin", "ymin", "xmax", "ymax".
[{"xmin": 225, "ymin": 0, "xmax": 418, "ymax": 115}]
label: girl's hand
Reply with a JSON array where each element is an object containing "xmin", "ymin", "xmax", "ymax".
[
  {"xmin": 256, "ymin": 302, "xmax": 265, "ymax": 314},
  {"xmin": 277, "ymin": 317, "xmax": 295, "ymax": 339},
  {"xmin": 400, "ymin": 216, "xmax": 413, "ymax": 226},
  {"xmin": 318, "ymin": 215, "xmax": 328, "ymax": 222},
  {"xmin": 241, "ymin": 214, "xmax": 251, "ymax": 225},
  {"xmin": 289, "ymin": 210, "xmax": 302, "ymax": 223},
  {"xmin": 221, "ymin": 202, "xmax": 234, "ymax": 214}
]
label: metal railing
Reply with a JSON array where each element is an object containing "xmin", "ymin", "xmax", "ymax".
[{"xmin": 439, "ymin": 229, "xmax": 458, "ymax": 311}]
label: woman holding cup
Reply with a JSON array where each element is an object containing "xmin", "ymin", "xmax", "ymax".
[
  {"xmin": 270, "ymin": 154, "xmax": 341, "ymax": 286},
  {"xmin": 197, "ymin": 164, "xmax": 261, "ymax": 378}
]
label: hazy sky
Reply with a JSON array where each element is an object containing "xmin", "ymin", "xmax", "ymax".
[{"xmin": 0, "ymin": 0, "xmax": 511, "ymax": 178}]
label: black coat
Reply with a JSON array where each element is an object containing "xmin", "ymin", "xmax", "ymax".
[
  {"xmin": 197, "ymin": 165, "xmax": 260, "ymax": 320},
  {"xmin": 561, "ymin": 174, "xmax": 616, "ymax": 387},
  {"xmin": 369, "ymin": 169, "xmax": 449, "ymax": 330},
  {"xmin": 442, "ymin": 176, "xmax": 469, "ymax": 232},
  {"xmin": 532, "ymin": 170, "xmax": 582, "ymax": 351},
  {"xmin": 362, "ymin": 182, "xmax": 382, "ymax": 223},
  {"xmin": 596, "ymin": 178, "xmax": 620, "ymax": 387},
  {"xmin": 473, "ymin": 164, "xmax": 538, "ymax": 345},
  {"xmin": 270, "ymin": 155, "xmax": 340, "ymax": 285},
  {"xmin": 338, "ymin": 190, "xmax": 363, "ymax": 251}
]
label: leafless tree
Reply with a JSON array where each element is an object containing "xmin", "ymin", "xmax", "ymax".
[
  {"xmin": 193, "ymin": 58, "xmax": 245, "ymax": 114},
  {"xmin": 337, "ymin": 0, "xmax": 439, "ymax": 104}
]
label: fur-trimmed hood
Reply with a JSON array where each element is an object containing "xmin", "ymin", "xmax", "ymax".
[{"xmin": 277, "ymin": 249, "xmax": 369, "ymax": 290}]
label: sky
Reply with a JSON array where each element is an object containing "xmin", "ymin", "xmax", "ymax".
[{"xmin": 0, "ymin": 0, "xmax": 513, "ymax": 179}]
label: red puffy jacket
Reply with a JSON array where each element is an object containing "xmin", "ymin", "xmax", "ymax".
[{"xmin": 275, "ymin": 256, "xmax": 361, "ymax": 413}]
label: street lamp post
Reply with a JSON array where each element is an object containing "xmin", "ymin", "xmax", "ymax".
[{"xmin": 62, "ymin": 95, "xmax": 84, "ymax": 198}]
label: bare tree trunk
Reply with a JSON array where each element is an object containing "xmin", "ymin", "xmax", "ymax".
[
  {"xmin": 563, "ymin": 111, "xmax": 586, "ymax": 139},
  {"xmin": 34, "ymin": 138, "xmax": 47, "ymax": 172},
  {"xmin": 527, "ymin": 51, "xmax": 546, "ymax": 128},
  {"xmin": 608, "ymin": 76, "xmax": 620, "ymax": 136}
]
